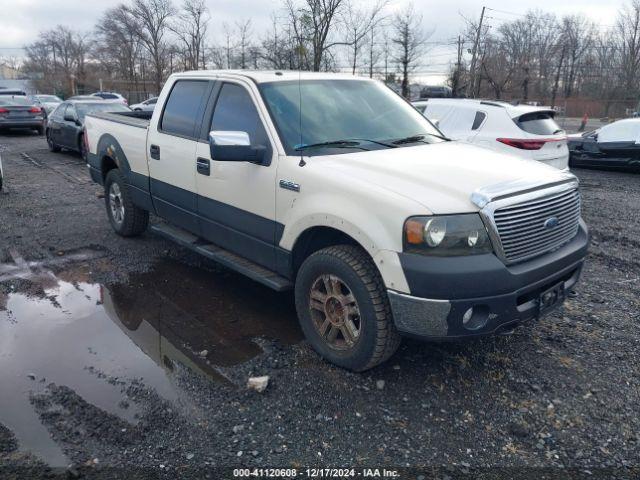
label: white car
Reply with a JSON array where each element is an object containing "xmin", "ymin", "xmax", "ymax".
[
  {"xmin": 84, "ymin": 71, "xmax": 588, "ymax": 371},
  {"xmin": 413, "ymin": 99, "xmax": 569, "ymax": 170},
  {"xmin": 90, "ymin": 92, "xmax": 128, "ymax": 106},
  {"xmin": 30, "ymin": 94, "xmax": 63, "ymax": 116},
  {"xmin": 130, "ymin": 97, "xmax": 158, "ymax": 112}
]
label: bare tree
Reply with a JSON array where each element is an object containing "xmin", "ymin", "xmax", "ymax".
[
  {"xmin": 392, "ymin": 3, "xmax": 429, "ymax": 98},
  {"xmin": 615, "ymin": 0, "xmax": 640, "ymax": 97},
  {"xmin": 343, "ymin": 1, "xmax": 386, "ymax": 74},
  {"xmin": 236, "ymin": 20, "xmax": 253, "ymax": 69},
  {"xmin": 126, "ymin": 0, "xmax": 176, "ymax": 93},
  {"xmin": 171, "ymin": 0, "xmax": 210, "ymax": 70},
  {"xmin": 24, "ymin": 27, "xmax": 90, "ymax": 96},
  {"xmin": 285, "ymin": 0, "xmax": 347, "ymax": 71}
]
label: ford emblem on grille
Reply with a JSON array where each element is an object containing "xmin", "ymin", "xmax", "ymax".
[{"xmin": 544, "ymin": 216, "xmax": 560, "ymax": 229}]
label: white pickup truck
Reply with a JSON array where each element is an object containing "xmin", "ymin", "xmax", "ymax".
[{"xmin": 85, "ymin": 70, "xmax": 589, "ymax": 371}]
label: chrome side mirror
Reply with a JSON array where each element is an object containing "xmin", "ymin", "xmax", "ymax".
[
  {"xmin": 208, "ymin": 130, "xmax": 266, "ymax": 164},
  {"xmin": 209, "ymin": 130, "xmax": 250, "ymax": 146}
]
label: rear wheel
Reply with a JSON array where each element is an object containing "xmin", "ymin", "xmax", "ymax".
[
  {"xmin": 295, "ymin": 245, "xmax": 401, "ymax": 371},
  {"xmin": 46, "ymin": 130, "xmax": 61, "ymax": 152},
  {"xmin": 104, "ymin": 169, "xmax": 149, "ymax": 237}
]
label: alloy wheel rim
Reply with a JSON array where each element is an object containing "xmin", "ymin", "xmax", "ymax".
[
  {"xmin": 109, "ymin": 183, "xmax": 125, "ymax": 226},
  {"xmin": 309, "ymin": 274, "xmax": 362, "ymax": 350}
]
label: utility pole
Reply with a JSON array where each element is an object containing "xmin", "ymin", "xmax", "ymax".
[
  {"xmin": 454, "ymin": 35, "xmax": 463, "ymax": 97},
  {"xmin": 466, "ymin": 6, "xmax": 486, "ymax": 98}
]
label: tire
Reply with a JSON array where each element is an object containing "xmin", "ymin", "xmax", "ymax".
[
  {"xmin": 295, "ymin": 245, "xmax": 401, "ymax": 371},
  {"xmin": 104, "ymin": 169, "xmax": 149, "ymax": 237},
  {"xmin": 46, "ymin": 130, "xmax": 61, "ymax": 152}
]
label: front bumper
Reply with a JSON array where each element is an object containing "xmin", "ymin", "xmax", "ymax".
[{"xmin": 388, "ymin": 220, "xmax": 589, "ymax": 339}]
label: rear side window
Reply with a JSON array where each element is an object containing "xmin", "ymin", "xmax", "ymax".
[
  {"xmin": 161, "ymin": 80, "xmax": 210, "ymax": 137},
  {"xmin": 98, "ymin": 93, "xmax": 117, "ymax": 99},
  {"xmin": 210, "ymin": 83, "xmax": 269, "ymax": 146},
  {"xmin": 472, "ymin": 111, "xmax": 486, "ymax": 130},
  {"xmin": 516, "ymin": 112, "xmax": 562, "ymax": 135}
]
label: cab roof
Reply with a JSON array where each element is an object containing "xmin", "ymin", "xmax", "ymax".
[{"xmin": 173, "ymin": 69, "xmax": 376, "ymax": 84}]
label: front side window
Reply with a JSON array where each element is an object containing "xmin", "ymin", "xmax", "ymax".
[
  {"xmin": 65, "ymin": 104, "xmax": 77, "ymax": 119},
  {"xmin": 161, "ymin": 80, "xmax": 210, "ymax": 137},
  {"xmin": 260, "ymin": 79, "xmax": 443, "ymax": 155},
  {"xmin": 210, "ymin": 83, "xmax": 269, "ymax": 147}
]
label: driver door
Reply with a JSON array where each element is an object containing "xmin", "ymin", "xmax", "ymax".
[{"xmin": 194, "ymin": 80, "xmax": 278, "ymax": 270}]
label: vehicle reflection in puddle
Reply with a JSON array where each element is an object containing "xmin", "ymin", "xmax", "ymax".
[{"xmin": 0, "ymin": 259, "xmax": 301, "ymax": 466}]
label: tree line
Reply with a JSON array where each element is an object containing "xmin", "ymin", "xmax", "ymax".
[{"xmin": 9, "ymin": 0, "xmax": 640, "ymax": 115}]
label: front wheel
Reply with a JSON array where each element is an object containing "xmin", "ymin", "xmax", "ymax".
[
  {"xmin": 104, "ymin": 169, "xmax": 149, "ymax": 237},
  {"xmin": 294, "ymin": 245, "xmax": 401, "ymax": 371},
  {"xmin": 46, "ymin": 130, "xmax": 61, "ymax": 152}
]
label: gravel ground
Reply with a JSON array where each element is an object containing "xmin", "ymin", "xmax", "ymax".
[{"xmin": 0, "ymin": 131, "xmax": 639, "ymax": 479}]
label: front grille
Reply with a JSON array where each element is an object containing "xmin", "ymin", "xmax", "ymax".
[{"xmin": 493, "ymin": 187, "xmax": 581, "ymax": 264}]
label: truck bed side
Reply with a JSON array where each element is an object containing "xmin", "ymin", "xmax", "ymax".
[
  {"xmin": 84, "ymin": 111, "xmax": 155, "ymax": 212},
  {"xmin": 84, "ymin": 111, "xmax": 151, "ymax": 187}
]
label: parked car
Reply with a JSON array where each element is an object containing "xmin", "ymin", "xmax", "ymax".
[
  {"xmin": 46, "ymin": 100, "xmax": 130, "ymax": 159},
  {"xmin": 29, "ymin": 94, "xmax": 63, "ymax": 117},
  {"xmin": 90, "ymin": 92, "xmax": 128, "ymax": 106},
  {"xmin": 84, "ymin": 71, "xmax": 588, "ymax": 371},
  {"xmin": 0, "ymin": 88, "xmax": 27, "ymax": 97},
  {"xmin": 568, "ymin": 118, "xmax": 640, "ymax": 170},
  {"xmin": 68, "ymin": 95, "xmax": 101, "ymax": 101},
  {"xmin": 413, "ymin": 99, "xmax": 569, "ymax": 170},
  {"xmin": 0, "ymin": 97, "xmax": 46, "ymax": 135},
  {"xmin": 130, "ymin": 97, "xmax": 158, "ymax": 112},
  {"xmin": 419, "ymin": 85, "xmax": 452, "ymax": 99}
]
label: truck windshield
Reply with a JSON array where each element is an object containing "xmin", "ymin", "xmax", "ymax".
[{"xmin": 260, "ymin": 79, "xmax": 444, "ymax": 155}]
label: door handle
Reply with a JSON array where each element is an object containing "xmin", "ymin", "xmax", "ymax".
[
  {"xmin": 196, "ymin": 157, "xmax": 210, "ymax": 176},
  {"xmin": 150, "ymin": 144, "xmax": 160, "ymax": 160}
]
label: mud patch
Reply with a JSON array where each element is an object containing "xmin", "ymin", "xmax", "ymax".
[{"xmin": 0, "ymin": 258, "xmax": 302, "ymax": 466}]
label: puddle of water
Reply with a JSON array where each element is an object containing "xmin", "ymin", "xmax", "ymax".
[{"xmin": 0, "ymin": 259, "xmax": 301, "ymax": 466}]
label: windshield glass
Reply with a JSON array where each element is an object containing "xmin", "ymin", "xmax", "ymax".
[
  {"xmin": 260, "ymin": 79, "xmax": 443, "ymax": 155},
  {"xmin": 75, "ymin": 102, "xmax": 129, "ymax": 120},
  {"xmin": 1, "ymin": 97, "xmax": 32, "ymax": 106}
]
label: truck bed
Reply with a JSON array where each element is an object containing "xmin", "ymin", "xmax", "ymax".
[{"xmin": 87, "ymin": 110, "xmax": 151, "ymax": 129}]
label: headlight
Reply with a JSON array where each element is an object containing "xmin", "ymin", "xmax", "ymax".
[{"xmin": 403, "ymin": 214, "xmax": 493, "ymax": 256}]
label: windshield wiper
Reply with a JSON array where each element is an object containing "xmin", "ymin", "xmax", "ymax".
[
  {"xmin": 295, "ymin": 140, "xmax": 367, "ymax": 151},
  {"xmin": 295, "ymin": 138, "xmax": 397, "ymax": 151},
  {"xmin": 392, "ymin": 133, "xmax": 449, "ymax": 145}
]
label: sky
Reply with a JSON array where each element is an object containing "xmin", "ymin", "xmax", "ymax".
[{"xmin": 0, "ymin": 0, "xmax": 627, "ymax": 84}]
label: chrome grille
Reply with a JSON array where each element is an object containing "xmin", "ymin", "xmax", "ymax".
[{"xmin": 492, "ymin": 187, "xmax": 581, "ymax": 264}]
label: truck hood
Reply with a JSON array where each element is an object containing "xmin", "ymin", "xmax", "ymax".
[{"xmin": 312, "ymin": 141, "xmax": 574, "ymax": 214}]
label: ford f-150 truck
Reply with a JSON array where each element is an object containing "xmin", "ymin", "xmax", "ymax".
[{"xmin": 84, "ymin": 71, "xmax": 589, "ymax": 371}]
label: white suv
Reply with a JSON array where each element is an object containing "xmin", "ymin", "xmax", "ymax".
[
  {"xmin": 413, "ymin": 99, "xmax": 569, "ymax": 170},
  {"xmin": 90, "ymin": 92, "xmax": 128, "ymax": 106}
]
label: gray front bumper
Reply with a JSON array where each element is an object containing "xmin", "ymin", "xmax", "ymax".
[{"xmin": 387, "ymin": 291, "xmax": 450, "ymax": 337}]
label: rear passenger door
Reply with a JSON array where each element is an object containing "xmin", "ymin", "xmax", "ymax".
[
  {"xmin": 147, "ymin": 79, "xmax": 213, "ymax": 234},
  {"xmin": 194, "ymin": 80, "xmax": 278, "ymax": 270}
]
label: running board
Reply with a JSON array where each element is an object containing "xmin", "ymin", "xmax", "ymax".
[{"xmin": 150, "ymin": 223, "xmax": 293, "ymax": 292}]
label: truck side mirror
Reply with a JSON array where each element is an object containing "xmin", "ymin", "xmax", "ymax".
[{"xmin": 209, "ymin": 131, "xmax": 266, "ymax": 164}]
